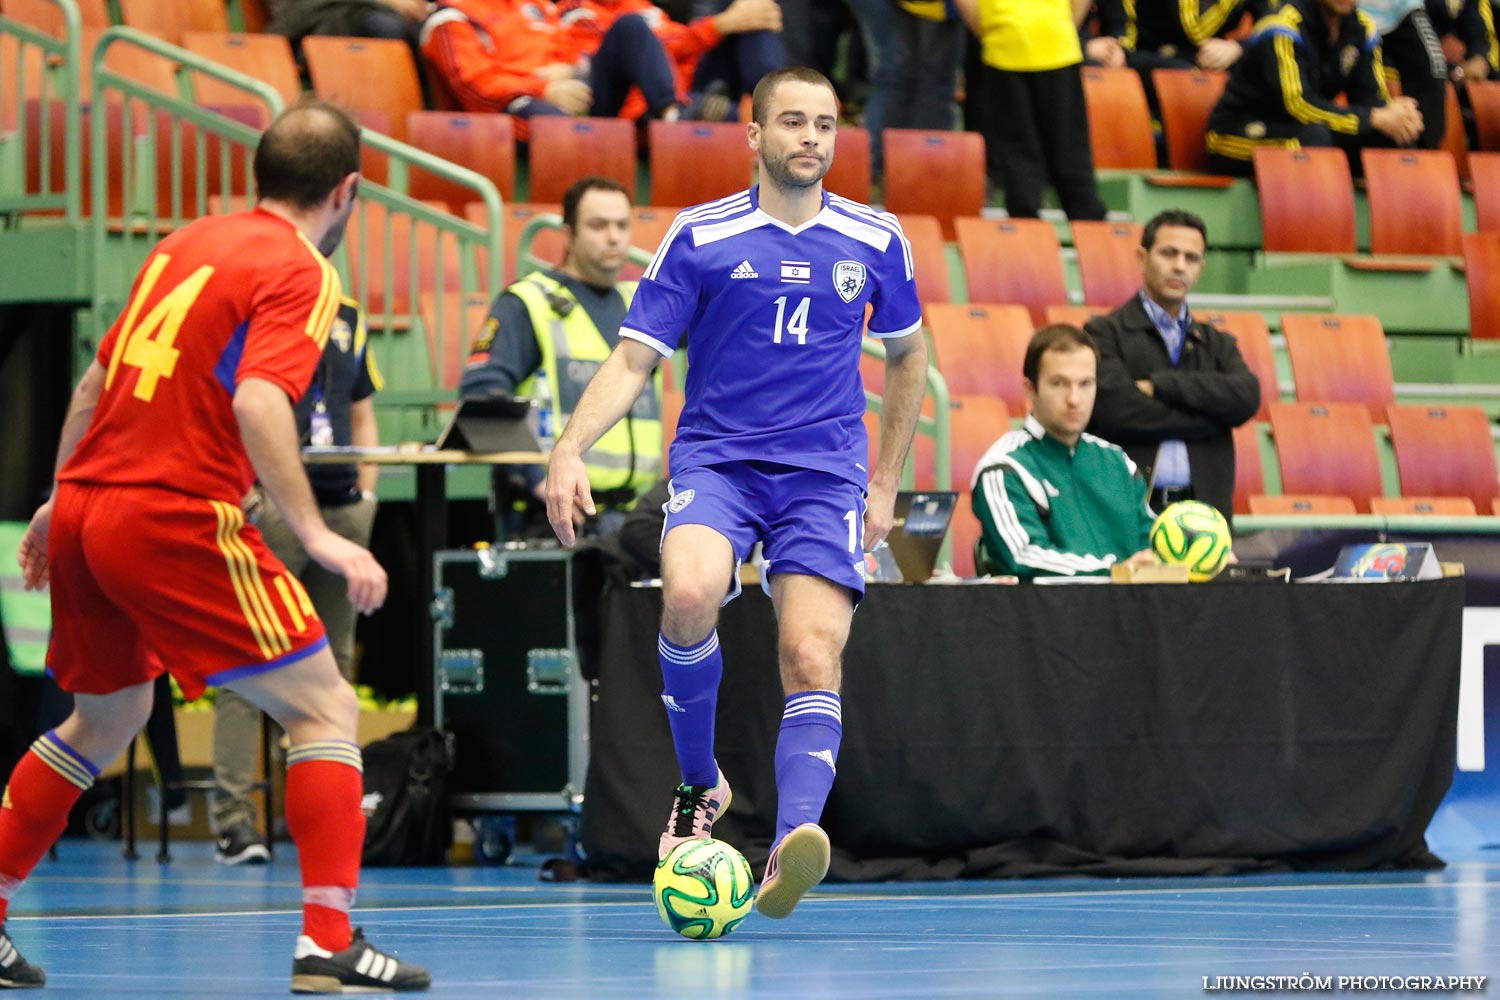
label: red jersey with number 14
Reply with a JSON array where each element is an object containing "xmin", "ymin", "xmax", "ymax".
[{"xmin": 61, "ymin": 208, "xmax": 342, "ymax": 503}]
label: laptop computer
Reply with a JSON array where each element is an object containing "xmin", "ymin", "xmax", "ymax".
[
  {"xmin": 870, "ymin": 490, "xmax": 959, "ymax": 582},
  {"xmin": 435, "ymin": 396, "xmax": 542, "ymax": 453}
]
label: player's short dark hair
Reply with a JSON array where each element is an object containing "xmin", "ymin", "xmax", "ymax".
[
  {"xmin": 1141, "ymin": 209, "xmax": 1207, "ymax": 251},
  {"xmin": 253, "ymin": 99, "xmax": 361, "ymax": 210},
  {"xmin": 751, "ymin": 67, "xmax": 838, "ymax": 126},
  {"xmin": 1023, "ymin": 324, "xmax": 1099, "ymax": 385},
  {"xmin": 561, "ymin": 176, "xmax": 630, "ymax": 230}
]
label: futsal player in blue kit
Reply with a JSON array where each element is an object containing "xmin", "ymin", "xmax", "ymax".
[{"xmin": 544, "ymin": 65, "xmax": 929, "ymax": 918}]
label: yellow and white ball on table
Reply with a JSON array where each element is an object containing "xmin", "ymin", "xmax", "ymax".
[{"xmin": 1150, "ymin": 500, "xmax": 1232, "ymax": 582}]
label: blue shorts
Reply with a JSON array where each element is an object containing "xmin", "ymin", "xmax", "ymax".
[{"xmin": 662, "ymin": 461, "xmax": 867, "ymax": 603}]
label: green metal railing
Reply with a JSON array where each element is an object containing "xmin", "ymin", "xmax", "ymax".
[
  {"xmin": 84, "ymin": 27, "xmax": 505, "ymax": 404},
  {"xmin": 0, "ymin": 0, "xmax": 84, "ymax": 218}
]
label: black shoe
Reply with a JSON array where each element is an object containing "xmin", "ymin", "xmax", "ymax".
[
  {"xmin": 291, "ymin": 928, "xmax": 430, "ymax": 994},
  {"xmin": 0, "ymin": 925, "xmax": 44, "ymax": 989},
  {"xmin": 683, "ymin": 82, "xmax": 734, "ymax": 122},
  {"xmin": 214, "ymin": 820, "xmax": 270, "ymax": 866}
]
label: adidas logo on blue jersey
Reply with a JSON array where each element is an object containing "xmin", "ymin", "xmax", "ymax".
[{"xmin": 730, "ymin": 260, "xmax": 758, "ymax": 279}]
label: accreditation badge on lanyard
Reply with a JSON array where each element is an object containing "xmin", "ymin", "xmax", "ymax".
[{"xmin": 309, "ymin": 383, "xmax": 335, "ymax": 447}]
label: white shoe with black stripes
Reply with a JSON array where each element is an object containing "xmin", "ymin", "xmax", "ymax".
[{"xmin": 290, "ymin": 927, "xmax": 429, "ymax": 994}]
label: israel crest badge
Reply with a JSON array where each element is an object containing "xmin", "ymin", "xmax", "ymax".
[{"xmin": 833, "ymin": 260, "xmax": 866, "ymax": 303}]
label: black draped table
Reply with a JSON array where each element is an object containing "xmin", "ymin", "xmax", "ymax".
[{"xmin": 580, "ymin": 577, "xmax": 1463, "ymax": 881}]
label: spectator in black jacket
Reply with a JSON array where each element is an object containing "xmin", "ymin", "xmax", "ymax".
[
  {"xmin": 1089, "ymin": 0, "xmax": 1268, "ymax": 74},
  {"xmin": 1084, "ymin": 210, "xmax": 1259, "ymax": 516},
  {"xmin": 1203, "ymin": 0, "xmax": 1423, "ymax": 176},
  {"xmin": 1428, "ymin": 0, "xmax": 1497, "ymax": 83}
]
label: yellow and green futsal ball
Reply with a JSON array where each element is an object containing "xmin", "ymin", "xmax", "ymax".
[
  {"xmin": 1150, "ymin": 500, "xmax": 1232, "ymax": 582},
  {"xmin": 653, "ymin": 838, "xmax": 755, "ymax": 940}
]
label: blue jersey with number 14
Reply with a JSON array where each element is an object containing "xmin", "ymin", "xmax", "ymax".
[{"xmin": 620, "ymin": 186, "xmax": 923, "ymax": 487}]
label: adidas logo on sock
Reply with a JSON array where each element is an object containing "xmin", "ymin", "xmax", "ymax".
[
  {"xmin": 808, "ymin": 749, "xmax": 837, "ymax": 774},
  {"xmin": 661, "ymin": 695, "xmax": 687, "ymax": 713},
  {"xmin": 730, "ymin": 260, "xmax": 758, "ymax": 279}
]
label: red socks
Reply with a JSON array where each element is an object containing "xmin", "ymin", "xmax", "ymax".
[
  {"xmin": 284, "ymin": 741, "xmax": 365, "ymax": 952},
  {"xmin": 0, "ymin": 732, "xmax": 99, "ymax": 924}
]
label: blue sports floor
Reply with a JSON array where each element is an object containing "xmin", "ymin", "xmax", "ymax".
[{"xmin": 5, "ymin": 839, "xmax": 1499, "ymax": 998}]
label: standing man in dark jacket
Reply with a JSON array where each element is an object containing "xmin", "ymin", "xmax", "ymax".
[{"xmin": 1084, "ymin": 209, "xmax": 1259, "ymax": 516}]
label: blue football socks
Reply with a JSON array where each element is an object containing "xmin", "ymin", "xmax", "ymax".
[
  {"xmin": 773, "ymin": 690, "xmax": 843, "ymax": 847},
  {"xmin": 658, "ymin": 631, "xmax": 724, "ymax": 787}
]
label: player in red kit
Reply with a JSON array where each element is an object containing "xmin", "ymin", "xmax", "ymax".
[{"xmin": 5, "ymin": 101, "xmax": 429, "ymax": 994}]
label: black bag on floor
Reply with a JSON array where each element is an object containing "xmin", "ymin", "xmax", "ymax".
[{"xmin": 361, "ymin": 727, "xmax": 452, "ymax": 866}]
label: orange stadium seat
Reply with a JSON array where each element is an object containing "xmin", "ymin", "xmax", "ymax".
[
  {"xmin": 239, "ymin": 0, "xmax": 269, "ymax": 31},
  {"xmin": 1267, "ymin": 401, "xmax": 1382, "ymax": 512},
  {"xmin": 647, "ymin": 120, "xmax": 753, "ymax": 206},
  {"xmin": 1247, "ymin": 494, "xmax": 1358, "ymax": 515},
  {"xmin": 1080, "ymin": 66, "xmax": 1156, "ymax": 169},
  {"xmin": 1152, "ymin": 68, "xmax": 1227, "ymax": 172},
  {"xmin": 344, "ymin": 199, "xmax": 464, "ymax": 322},
  {"xmin": 881, "ymin": 129, "xmax": 984, "ymax": 239},
  {"xmin": 924, "ymin": 303, "xmax": 1032, "ymax": 415},
  {"xmin": 622, "ymin": 205, "xmax": 679, "ymax": 281},
  {"xmin": 1361, "ymin": 149, "xmax": 1462, "ymax": 256},
  {"xmin": 1470, "ymin": 79, "xmax": 1500, "ymax": 150},
  {"xmin": 120, "ymin": 0, "xmax": 228, "ymax": 45},
  {"xmin": 1253, "ymin": 147, "xmax": 1356, "ymax": 254},
  {"xmin": 1231, "ymin": 421, "xmax": 1264, "ymax": 516},
  {"xmin": 303, "ymin": 36, "xmax": 423, "ymax": 143},
  {"xmin": 950, "ymin": 491, "xmax": 982, "ymax": 578},
  {"xmin": 1471, "ymin": 153, "xmax": 1500, "ymax": 233},
  {"xmin": 1196, "ymin": 310, "xmax": 1278, "ymax": 420},
  {"xmin": 1044, "ymin": 305, "xmax": 1108, "ymax": 328},
  {"xmin": 1071, "ymin": 220, "xmax": 1143, "ymax": 309},
  {"xmin": 913, "ymin": 393, "xmax": 1011, "ymax": 491},
  {"xmin": 1, "ymin": 0, "xmax": 109, "ymax": 32},
  {"xmin": 527, "ymin": 116, "xmax": 637, "ymax": 204},
  {"xmin": 1462, "ymin": 231, "xmax": 1500, "ymax": 339},
  {"xmin": 1370, "ymin": 496, "xmax": 1479, "ymax": 516},
  {"xmin": 417, "ymin": 290, "xmax": 491, "ymax": 391},
  {"xmin": 406, "ymin": 111, "xmax": 516, "ymax": 212},
  {"xmin": 1279, "ymin": 313, "xmax": 1395, "ymax": 420},
  {"xmin": 182, "ymin": 32, "xmax": 302, "ymax": 110},
  {"xmin": 1386, "ymin": 403, "xmax": 1499, "ymax": 510},
  {"xmin": 822, "ymin": 125, "xmax": 871, "ymax": 204},
  {"xmin": 895, "ymin": 213, "xmax": 950, "ymax": 305},
  {"xmin": 85, "ymin": 26, "xmax": 182, "ymax": 98},
  {"xmin": 466, "ymin": 200, "xmax": 565, "ymax": 286},
  {"xmin": 955, "ymin": 217, "xmax": 1066, "ymax": 327},
  {"xmin": 1442, "ymin": 82, "xmax": 1469, "ymax": 181}
]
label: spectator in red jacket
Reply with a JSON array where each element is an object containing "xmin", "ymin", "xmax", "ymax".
[
  {"xmin": 421, "ymin": 0, "xmax": 720, "ymax": 138},
  {"xmin": 560, "ymin": 0, "xmax": 785, "ymax": 120}
]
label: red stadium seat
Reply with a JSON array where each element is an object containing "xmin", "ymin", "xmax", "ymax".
[
  {"xmin": 924, "ymin": 303, "xmax": 1033, "ymax": 415},
  {"xmin": 304, "ymin": 36, "xmax": 423, "ymax": 143},
  {"xmin": 1071, "ymin": 220, "xmax": 1143, "ymax": 309},
  {"xmin": 406, "ymin": 111, "xmax": 516, "ymax": 212},
  {"xmin": 822, "ymin": 125, "xmax": 871, "ymax": 204},
  {"xmin": 955, "ymin": 217, "xmax": 1066, "ymax": 327},
  {"xmin": 1463, "ymin": 231, "xmax": 1500, "ymax": 339},
  {"xmin": 1044, "ymin": 305, "xmax": 1108, "ymax": 328},
  {"xmin": 621, "ymin": 206, "xmax": 680, "ymax": 281},
  {"xmin": 1247, "ymin": 494, "xmax": 1359, "ymax": 515},
  {"xmin": 1370, "ymin": 496, "xmax": 1478, "ymax": 516},
  {"xmin": 1361, "ymin": 149, "xmax": 1462, "ymax": 256},
  {"xmin": 527, "ymin": 116, "xmax": 637, "ymax": 204},
  {"xmin": 1386, "ymin": 403, "xmax": 1499, "ymax": 510},
  {"xmin": 417, "ymin": 290, "xmax": 491, "ymax": 391},
  {"xmin": 1253, "ymin": 147, "xmax": 1356, "ymax": 254},
  {"xmin": 913, "ymin": 393, "xmax": 1011, "ymax": 491},
  {"xmin": 1080, "ymin": 66, "xmax": 1156, "ymax": 169},
  {"xmin": 1196, "ymin": 310, "xmax": 1278, "ymax": 420},
  {"xmin": 647, "ymin": 121, "xmax": 753, "ymax": 206},
  {"xmin": 1267, "ymin": 402, "xmax": 1382, "ymax": 512},
  {"xmin": 882, "ymin": 129, "xmax": 985, "ymax": 239},
  {"xmin": 1231, "ymin": 421, "xmax": 1264, "ymax": 516},
  {"xmin": 1152, "ymin": 68, "xmax": 1227, "ymax": 172},
  {"xmin": 895, "ymin": 213, "xmax": 951, "ymax": 305},
  {"xmin": 1471, "ymin": 152, "xmax": 1500, "ymax": 233},
  {"xmin": 120, "ymin": 0, "xmax": 228, "ymax": 44},
  {"xmin": 950, "ymin": 491, "xmax": 982, "ymax": 578},
  {"xmin": 1279, "ymin": 312, "xmax": 1395, "ymax": 421},
  {"xmin": 183, "ymin": 32, "xmax": 302, "ymax": 108}
]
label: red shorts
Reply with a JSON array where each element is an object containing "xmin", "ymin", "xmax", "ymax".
[{"xmin": 47, "ymin": 482, "xmax": 328, "ymax": 701}]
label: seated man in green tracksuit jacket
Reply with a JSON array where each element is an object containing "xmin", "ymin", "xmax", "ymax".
[{"xmin": 970, "ymin": 324, "xmax": 1158, "ymax": 580}]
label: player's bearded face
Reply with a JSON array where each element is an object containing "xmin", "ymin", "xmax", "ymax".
[{"xmin": 755, "ymin": 82, "xmax": 837, "ymax": 191}]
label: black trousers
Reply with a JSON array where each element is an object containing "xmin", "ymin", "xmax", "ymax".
[
  {"xmin": 1380, "ymin": 7, "xmax": 1448, "ymax": 151},
  {"xmin": 975, "ymin": 61, "xmax": 1108, "ymax": 220}
]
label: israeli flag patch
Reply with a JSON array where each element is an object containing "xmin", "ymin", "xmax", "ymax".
[{"xmin": 833, "ymin": 260, "xmax": 866, "ymax": 303}]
